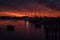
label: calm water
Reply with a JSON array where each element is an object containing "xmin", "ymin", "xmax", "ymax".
[
  {"xmin": 0, "ymin": 20, "xmax": 59, "ymax": 40},
  {"xmin": 0, "ymin": 20, "xmax": 45, "ymax": 40}
]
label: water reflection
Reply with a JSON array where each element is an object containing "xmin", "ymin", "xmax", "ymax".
[
  {"xmin": 34, "ymin": 23, "xmax": 42, "ymax": 29},
  {"xmin": 43, "ymin": 21, "xmax": 60, "ymax": 40},
  {"xmin": 25, "ymin": 21, "xmax": 29, "ymax": 31},
  {"xmin": 0, "ymin": 20, "xmax": 60, "ymax": 40}
]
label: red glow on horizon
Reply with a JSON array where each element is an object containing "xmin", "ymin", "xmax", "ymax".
[{"xmin": 0, "ymin": 10, "xmax": 60, "ymax": 17}]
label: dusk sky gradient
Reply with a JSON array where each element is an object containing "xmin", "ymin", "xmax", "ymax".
[{"xmin": 0, "ymin": 0, "xmax": 60, "ymax": 17}]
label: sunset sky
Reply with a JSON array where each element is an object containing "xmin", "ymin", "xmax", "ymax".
[{"xmin": 0, "ymin": 0, "xmax": 60, "ymax": 17}]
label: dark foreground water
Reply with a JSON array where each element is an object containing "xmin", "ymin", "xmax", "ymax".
[{"xmin": 0, "ymin": 20, "xmax": 60, "ymax": 40}]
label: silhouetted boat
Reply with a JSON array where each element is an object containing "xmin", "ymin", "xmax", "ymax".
[{"xmin": 7, "ymin": 25, "xmax": 15, "ymax": 31}]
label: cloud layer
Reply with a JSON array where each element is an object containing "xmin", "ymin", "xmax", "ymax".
[{"xmin": 0, "ymin": 0, "xmax": 60, "ymax": 11}]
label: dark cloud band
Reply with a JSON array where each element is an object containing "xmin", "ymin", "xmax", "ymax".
[{"xmin": 0, "ymin": 0, "xmax": 60, "ymax": 11}]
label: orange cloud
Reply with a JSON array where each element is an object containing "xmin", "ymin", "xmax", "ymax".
[{"xmin": 0, "ymin": 10, "xmax": 60, "ymax": 17}]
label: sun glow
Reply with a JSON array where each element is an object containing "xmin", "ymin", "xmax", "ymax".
[
  {"xmin": 0, "ymin": 12, "xmax": 27, "ymax": 17},
  {"xmin": 0, "ymin": 10, "xmax": 60, "ymax": 17},
  {"xmin": 5, "ymin": 12, "xmax": 26, "ymax": 17}
]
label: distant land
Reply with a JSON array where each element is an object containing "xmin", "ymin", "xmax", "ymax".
[{"xmin": 0, "ymin": 16, "xmax": 60, "ymax": 20}]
